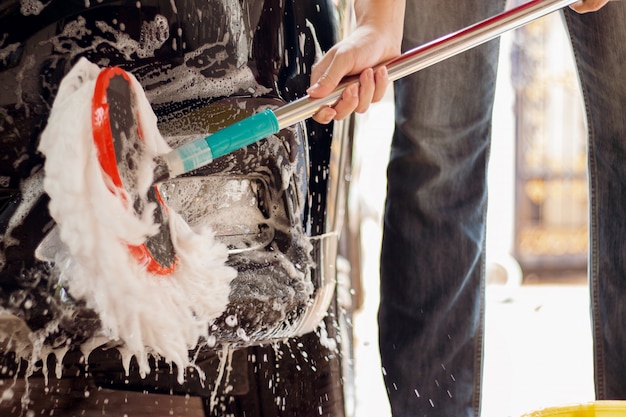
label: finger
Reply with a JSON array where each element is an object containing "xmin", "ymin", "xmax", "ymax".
[
  {"xmin": 354, "ymin": 69, "xmax": 375, "ymax": 113},
  {"xmin": 308, "ymin": 51, "xmax": 350, "ymax": 98},
  {"xmin": 372, "ymin": 66, "xmax": 390, "ymax": 103},
  {"xmin": 332, "ymin": 84, "xmax": 360, "ymax": 120},
  {"xmin": 310, "ymin": 49, "xmax": 335, "ymax": 90},
  {"xmin": 312, "ymin": 106, "xmax": 337, "ymax": 125},
  {"xmin": 570, "ymin": 0, "xmax": 610, "ymax": 13},
  {"xmin": 308, "ymin": 72, "xmax": 342, "ymax": 98}
]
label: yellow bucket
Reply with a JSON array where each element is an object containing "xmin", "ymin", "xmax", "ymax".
[{"xmin": 521, "ymin": 401, "xmax": 626, "ymax": 416}]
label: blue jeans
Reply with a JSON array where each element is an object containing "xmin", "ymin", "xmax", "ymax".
[{"xmin": 378, "ymin": 1, "xmax": 626, "ymax": 416}]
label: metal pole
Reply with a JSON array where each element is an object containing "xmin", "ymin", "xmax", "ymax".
[{"xmin": 273, "ymin": 0, "xmax": 577, "ymax": 129}]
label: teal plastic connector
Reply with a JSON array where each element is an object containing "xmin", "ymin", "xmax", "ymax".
[{"xmin": 166, "ymin": 109, "xmax": 280, "ymax": 177}]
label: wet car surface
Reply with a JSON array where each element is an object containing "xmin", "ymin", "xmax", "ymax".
[{"xmin": 0, "ymin": 1, "xmax": 356, "ymax": 416}]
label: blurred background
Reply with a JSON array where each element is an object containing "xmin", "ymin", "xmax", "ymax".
[{"xmin": 350, "ymin": 10, "xmax": 594, "ymax": 417}]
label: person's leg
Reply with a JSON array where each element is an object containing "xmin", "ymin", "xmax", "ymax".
[
  {"xmin": 564, "ymin": 3, "xmax": 626, "ymax": 400},
  {"xmin": 378, "ymin": 1, "xmax": 505, "ymax": 416}
]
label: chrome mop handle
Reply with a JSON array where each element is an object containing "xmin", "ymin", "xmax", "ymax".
[{"xmin": 273, "ymin": 0, "xmax": 577, "ymax": 129}]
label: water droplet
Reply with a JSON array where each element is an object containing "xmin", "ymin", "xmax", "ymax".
[
  {"xmin": 225, "ymin": 315, "xmax": 238, "ymax": 327},
  {"xmin": 1, "ymin": 388, "xmax": 14, "ymax": 400}
]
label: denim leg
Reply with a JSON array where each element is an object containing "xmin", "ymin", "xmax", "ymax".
[
  {"xmin": 564, "ymin": 4, "xmax": 626, "ymax": 400},
  {"xmin": 378, "ymin": 1, "xmax": 504, "ymax": 416}
]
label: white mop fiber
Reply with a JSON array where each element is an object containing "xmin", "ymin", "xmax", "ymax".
[{"xmin": 38, "ymin": 57, "xmax": 236, "ymax": 382}]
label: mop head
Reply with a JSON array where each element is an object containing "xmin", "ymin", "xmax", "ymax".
[{"xmin": 38, "ymin": 57, "xmax": 236, "ymax": 382}]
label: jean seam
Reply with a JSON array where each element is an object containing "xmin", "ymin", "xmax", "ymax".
[
  {"xmin": 562, "ymin": 8, "xmax": 604, "ymax": 400},
  {"xmin": 473, "ymin": 225, "xmax": 487, "ymax": 416},
  {"xmin": 473, "ymin": 120, "xmax": 493, "ymax": 417}
]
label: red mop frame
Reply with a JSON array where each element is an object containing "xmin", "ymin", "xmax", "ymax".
[{"xmin": 92, "ymin": 67, "xmax": 177, "ymax": 275}]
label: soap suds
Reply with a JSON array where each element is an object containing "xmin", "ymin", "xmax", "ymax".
[{"xmin": 38, "ymin": 58, "xmax": 236, "ymax": 382}]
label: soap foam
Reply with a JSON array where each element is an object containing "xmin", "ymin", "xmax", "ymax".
[{"xmin": 38, "ymin": 57, "xmax": 236, "ymax": 382}]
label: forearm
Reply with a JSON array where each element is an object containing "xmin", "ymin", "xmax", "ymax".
[{"xmin": 354, "ymin": 0, "xmax": 406, "ymax": 51}]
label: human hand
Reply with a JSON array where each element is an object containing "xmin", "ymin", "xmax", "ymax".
[
  {"xmin": 307, "ymin": 3, "xmax": 404, "ymax": 124},
  {"xmin": 308, "ymin": 66, "xmax": 391, "ymax": 125},
  {"xmin": 570, "ymin": 0, "xmax": 611, "ymax": 12}
]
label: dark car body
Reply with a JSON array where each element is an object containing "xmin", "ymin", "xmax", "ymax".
[{"xmin": 0, "ymin": 1, "xmax": 357, "ymax": 416}]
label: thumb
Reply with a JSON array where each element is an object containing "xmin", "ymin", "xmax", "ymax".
[
  {"xmin": 307, "ymin": 50, "xmax": 347, "ymax": 98},
  {"xmin": 307, "ymin": 73, "xmax": 342, "ymax": 98}
]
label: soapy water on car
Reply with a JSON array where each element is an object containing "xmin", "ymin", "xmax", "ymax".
[
  {"xmin": 8, "ymin": 57, "xmax": 317, "ymax": 388},
  {"xmin": 0, "ymin": 6, "xmax": 339, "ymax": 412}
]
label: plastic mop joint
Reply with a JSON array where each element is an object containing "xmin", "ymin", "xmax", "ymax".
[{"xmin": 153, "ymin": 108, "xmax": 280, "ymax": 182}]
